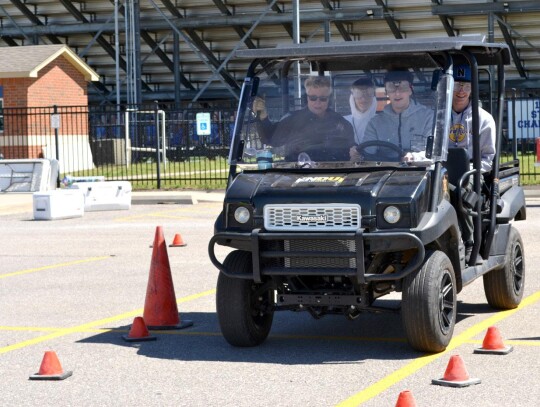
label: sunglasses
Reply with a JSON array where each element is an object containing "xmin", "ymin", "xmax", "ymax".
[
  {"xmin": 307, "ymin": 95, "xmax": 330, "ymax": 102},
  {"xmin": 385, "ymin": 81, "xmax": 411, "ymax": 94},
  {"xmin": 454, "ymin": 82, "xmax": 472, "ymax": 92}
]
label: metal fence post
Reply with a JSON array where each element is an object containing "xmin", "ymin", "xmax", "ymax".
[
  {"xmin": 52, "ymin": 105, "xmax": 60, "ymax": 188},
  {"xmin": 154, "ymin": 101, "xmax": 161, "ymax": 189}
]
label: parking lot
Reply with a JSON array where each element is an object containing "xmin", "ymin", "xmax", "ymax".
[{"xmin": 0, "ymin": 194, "xmax": 538, "ymax": 406}]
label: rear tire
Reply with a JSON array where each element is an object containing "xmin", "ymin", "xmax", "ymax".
[
  {"xmin": 483, "ymin": 226, "xmax": 525, "ymax": 309},
  {"xmin": 402, "ymin": 250, "xmax": 456, "ymax": 353},
  {"xmin": 216, "ymin": 250, "xmax": 274, "ymax": 346}
]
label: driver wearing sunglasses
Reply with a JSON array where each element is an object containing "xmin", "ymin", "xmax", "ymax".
[{"xmin": 253, "ymin": 75, "xmax": 355, "ymax": 161}]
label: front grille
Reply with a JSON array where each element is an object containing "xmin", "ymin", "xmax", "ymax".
[
  {"xmin": 284, "ymin": 239, "xmax": 356, "ymax": 269},
  {"xmin": 260, "ymin": 239, "xmax": 356, "ymax": 270},
  {"xmin": 264, "ymin": 204, "xmax": 361, "ymax": 231}
]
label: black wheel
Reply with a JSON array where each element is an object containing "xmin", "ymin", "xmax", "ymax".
[
  {"xmin": 216, "ymin": 250, "xmax": 274, "ymax": 346},
  {"xmin": 402, "ymin": 250, "xmax": 457, "ymax": 353},
  {"xmin": 483, "ymin": 226, "xmax": 525, "ymax": 309}
]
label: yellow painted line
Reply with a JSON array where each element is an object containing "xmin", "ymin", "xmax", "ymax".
[
  {"xmin": 336, "ymin": 290, "xmax": 540, "ymax": 407},
  {"xmin": 2, "ymin": 324, "xmax": 539, "ymax": 348},
  {"xmin": 0, "ymin": 327, "xmax": 224, "ymax": 337},
  {"xmin": 0, "ymin": 326, "xmax": 115, "ymax": 333},
  {"xmin": 0, "ymin": 324, "xmax": 406, "ymax": 342},
  {"xmin": 0, "ymin": 256, "xmax": 111, "ymax": 279},
  {"xmin": 0, "ymin": 288, "xmax": 216, "ymax": 355}
]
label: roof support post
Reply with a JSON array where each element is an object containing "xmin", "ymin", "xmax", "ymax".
[
  {"xmin": 173, "ymin": 31, "xmax": 181, "ymax": 108},
  {"xmin": 125, "ymin": 0, "xmax": 142, "ymax": 105}
]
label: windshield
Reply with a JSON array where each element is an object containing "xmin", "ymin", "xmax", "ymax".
[{"xmin": 230, "ymin": 61, "xmax": 452, "ymax": 171}]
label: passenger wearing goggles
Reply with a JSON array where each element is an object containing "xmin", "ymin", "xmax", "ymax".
[
  {"xmin": 253, "ymin": 75, "xmax": 355, "ymax": 161},
  {"xmin": 355, "ymin": 69, "xmax": 433, "ymax": 162}
]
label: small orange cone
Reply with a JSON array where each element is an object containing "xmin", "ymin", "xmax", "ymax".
[
  {"xmin": 122, "ymin": 316, "xmax": 157, "ymax": 342},
  {"xmin": 432, "ymin": 354, "xmax": 481, "ymax": 387},
  {"xmin": 29, "ymin": 351, "xmax": 73, "ymax": 380},
  {"xmin": 474, "ymin": 326, "xmax": 513, "ymax": 354},
  {"xmin": 143, "ymin": 226, "xmax": 193, "ymax": 330},
  {"xmin": 169, "ymin": 233, "xmax": 187, "ymax": 247},
  {"xmin": 395, "ymin": 390, "xmax": 417, "ymax": 407}
]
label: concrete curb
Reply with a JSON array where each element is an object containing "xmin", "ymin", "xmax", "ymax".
[
  {"xmin": 131, "ymin": 190, "xmax": 225, "ymax": 205},
  {"xmin": 131, "ymin": 194, "xmax": 198, "ymax": 205}
]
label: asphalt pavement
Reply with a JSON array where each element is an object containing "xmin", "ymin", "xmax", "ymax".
[{"xmin": 0, "ymin": 186, "xmax": 538, "ymax": 407}]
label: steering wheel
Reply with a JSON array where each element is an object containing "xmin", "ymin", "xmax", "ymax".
[{"xmin": 355, "ymin": 140, "xmax": 404, "ymax": 162}]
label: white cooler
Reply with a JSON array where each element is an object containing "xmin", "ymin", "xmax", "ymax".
[
  {"xmin": 70, "ymin": 181, "xmax": 132, "ymax": 211},
  {"xmin": 33, "ymin": 190, "xmax": 84, "ymax": 220}
]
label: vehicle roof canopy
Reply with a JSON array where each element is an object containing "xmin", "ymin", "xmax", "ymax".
[{"xmin": 236, "ymin": 35, "xmax": 510, "ymax": 71}]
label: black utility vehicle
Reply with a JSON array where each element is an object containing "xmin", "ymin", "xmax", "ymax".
[{"xmin": 208, "ymin": 36, "xmax": 526, "ymax": 352}]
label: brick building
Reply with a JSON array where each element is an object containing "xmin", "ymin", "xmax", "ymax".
[{"xmin": 0, "ymin": 45, "xmax": 99, "ymax": 171}]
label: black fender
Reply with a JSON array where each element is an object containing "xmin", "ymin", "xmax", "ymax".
[{"xmin": 497, "ymin": 185, "xmax": 526, "ymax": 222}]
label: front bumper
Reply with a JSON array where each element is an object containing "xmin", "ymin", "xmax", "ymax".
[{"xmin": 208, "ymin": 229, "xmax": 425, "ymax": 284}]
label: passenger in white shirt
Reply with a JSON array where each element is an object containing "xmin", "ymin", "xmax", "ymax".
[{"xmin": 344, "ymin": 77, "xmax": 377, "ymax": 145}]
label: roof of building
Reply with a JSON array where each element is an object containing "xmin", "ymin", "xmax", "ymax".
[{"xmin": 0, "ymin": 44, "xmax": 99, "ymax": 81}]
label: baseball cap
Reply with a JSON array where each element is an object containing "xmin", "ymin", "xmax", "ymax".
[{"xmin": 453, "ymin": 64, "xmax": 471, "ymax": 82}]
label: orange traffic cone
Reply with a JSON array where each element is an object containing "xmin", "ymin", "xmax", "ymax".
[
  {"xmin": 474, "ymin": 326, "xmax": 513, "ymax": 355},
  {"xmin": 395, "ymin": 390, "xmax": 417, "ymax": 407},
  {"xmin": 432, "ymin": 354, "xmax": 481, "ymax": 387},
  {"xmin": 122, "ymin": 316, "xmax": 157, "ymax": 342},
  {"xmin": 169, "ymin": 233, "xmax": 187, "ymax": 247},
  {"xmin": 143, "ymin": 226, "xmax": 193, "ymax": 330},
  {"xmin": 29, "ymin": 351, "xmax": 73, "ymax": 380}
]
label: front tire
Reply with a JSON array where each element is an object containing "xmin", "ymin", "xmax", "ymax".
[
  {"xmin": 483, "ymin": 226, "xmax": 525, "ymax": 309},
  {"xmin": 402, "ymin": 250, "xmax": 457, "ymax": 353},
  {"xmin": 216, "ymin": 250, "xmax": 274, "ymax": 347}
]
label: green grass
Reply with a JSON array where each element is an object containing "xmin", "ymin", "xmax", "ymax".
[
  {"xmin": 64, "ymin": 156, "xmax": 229, "ymax": 190},
  {"xmin": 64, "ymin": 152, "xmax": 540, "ymax": 190}
]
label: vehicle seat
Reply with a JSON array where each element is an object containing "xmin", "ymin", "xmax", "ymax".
[
  {"xmin": 444, "ymin": 147, "xmax": 478, "ymax": 209},
  {"xmin": 444, "ymin": 148, "xmax": 470, "ymax": 188}
]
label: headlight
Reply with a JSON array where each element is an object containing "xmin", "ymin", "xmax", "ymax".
[
  {"xmin": 234, "ymin": 206, "xmax": 251, "ymax": 224},
  {"xmin": 383, "ymin": 205, "xmax": 401, "ymax": 224}
]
